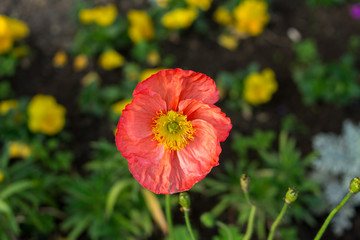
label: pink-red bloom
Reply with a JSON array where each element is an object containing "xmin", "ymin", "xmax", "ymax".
[{"xmin": 116, "ymin": 69, "xmax": 232, "ymax": 194}]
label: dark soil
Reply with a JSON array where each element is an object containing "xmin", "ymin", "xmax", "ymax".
[{"xmin": 1, "ymin": 0, "xmax": 360, "ymax": 239}]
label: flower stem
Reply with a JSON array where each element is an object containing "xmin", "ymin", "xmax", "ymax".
[
  {"xmin": 267, "ymin": 202, "xmax": 289, "ymax": 240},
  {"xmin": 314, "ymin": 192, "xmax": 353, "ymax": 240},
  {"xmin": 165, "ymin": 195, "xmax": 174, "ymax": 239},
  {"xmin": 184, "ymin": 210, "xmax": 196, "ymax": 240},
  {"xmin": 243, "ymin": 205, "xmax": 256, "ymax": 240}
]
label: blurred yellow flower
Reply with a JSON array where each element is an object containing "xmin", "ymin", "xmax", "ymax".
[
  {"xmin": 98, "ymin": 49, "xmax": 124, "ymax": 70},
  {"xmin": 0, "ymin": 37, "xmax": 13, "ymax": 54},
  {"xmin": 73, "ymin": 54, "xmax": 88, "ymax": 72},
  {"xmin": 146, "ymin": 50, "xmax": 161, "ymax": 66},
  {"xmin": 161, "ymin": 8, "xmax": 198, "ymax": 30},
  {"xmin": 79, "ymin": 4, "xmax": 117, "ymax": 27},
  {"xmin": 27, "ymin": 94, "xmax": 66, "ymax": 135},
  {"xmin": 185, "ymin": 0, "xmax": 212, "ymax": 11},
  {"xmin": 243, "ymin": 68, "xmax": 277, "ymax": 105},
  {"xmin": 53, "ymin": 51, "xmax": 68, "ymax": 68},
  {"xmin": 127, "ymin": 10, "xmax": 155, "ymax": 44},
  {"xmin": 213, "ymin": 7, "xmax": 233, "ymax": 26},
  {"xmin": 233, "ymin": 0, "xmax": 269, "ymax": 36},
  {"xmin": 8, "ymin": 18, "xmax": 29, "ymax": 40},
  {"xmin": 111, "ymin": 99, "xmax": 132, "ymax": 115},
  {"xmin": 0, "ymin": 99, "xmax": 18, "ymax": 115},
  {"xmin": 9, "ymin": 141, "xmax": 31, "ymax": 158},
  {"xmin": 0, "ymin": 171, "xmax": 3, "ymax": 182},
  {"xmin": 139, "ymin": 68, "xmax": 164, "ymax": 82},
  {"xmin": 0, "ymin": 15, "xmax": 29, "ymax": 54},
  {"xmin": 218, "ymin": 34, "xmax": 238, "ymax": 51},
  {"xmin": 81, "ymin": 71, "xmax": 101, "ymax": 87}
]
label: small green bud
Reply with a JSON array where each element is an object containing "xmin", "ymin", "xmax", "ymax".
[
  {"xmin": 179, "ymin": 192, "xmax": 191, "ymax": 211},
  {"xmin": 241, "ymin": 174, "xmax": 249, "ymax": 192},
  {"xmin": 285, "ymin": 187, "xmax": 298, "ymax": 204},
  {"xmin": 350, "ymin": 177, "xmax": 360, "ymax": 194},
  {"xmin": 200, "ymin": 212, "xmax": 216, "ymax": 228}
]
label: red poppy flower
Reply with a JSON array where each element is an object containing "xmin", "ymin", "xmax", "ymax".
[{"xmin": 116, "ymin": 69, "xmax": 232, "ymax": 194}]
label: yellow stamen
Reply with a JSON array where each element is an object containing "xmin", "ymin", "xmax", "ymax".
[{"xmin": 152, "ymin": 110, "xmax": 195, "ymax": 151}]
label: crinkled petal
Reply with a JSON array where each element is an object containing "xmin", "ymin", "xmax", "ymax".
[
  {"xmin": 128, "ymin": 119, "xmax": 222, "ymax": 194},
  {"xmin": 128, "ymin": 151, "xmax": 209, "ymax": 194},
  {"xmin": 116, "ymin": 90, "xmax": 167, "ymax": 165},
  {"xmin": 177, "ymin": 119, "xmax": 221, "ymax": 176},
  {"xmin": 178, "ymin": 99, "xmax": 232, "ymax": 142},
  {"xmin": 133, "ymin": 68, "xmax": 219, "ymax": 110}
]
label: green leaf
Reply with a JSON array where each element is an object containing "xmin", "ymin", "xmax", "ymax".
[
  {"xmin": 105, "ymin": 179, "xmax": 132, "ymax": 218},
  {"xmin": 0, "ymin": 180, "xmax": 36, "ymax": 199}
]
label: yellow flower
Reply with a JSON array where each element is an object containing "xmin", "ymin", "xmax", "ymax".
[
  {"xmin": 243, "ymin": 68, "xmax": 277, "ymax": 105},
  {"xmin": 53, "ymin": 51, "xmax": 68, "ymax": 68},
  {"xmin": 9, "ymin": 141, "xmax": 31, "ymax": 158},
  {"xmin": 0, "ymin": 15, "xmax": 29, "ymax": 54},
  {"xmin": 218, "ymin": 34, "xmax": 238, "ymax": 51},
  {"xmin": 73, "ymin": 54, "xmax": 88, "ymax": 72},
  {"xmin": 79, "ymin": 9, "xmax": 94, "ymax": 24},
  {"xmin": 139, "ymin": 68, "xmax": 164, "ymax": 82},
  {"xmin": 233, "ymin": 0, "xmax": 269, "ymax": 36},
  {"xmin": 0, "ymin": 171, "xmax": 3, "ymax": 182},
  {"xmin": 79, "ymin": 4, "xmax": 117, "ymax": 27},
  {"xmin": 127, "ymin": 10, "xmax": 155, "ymax": 44},
  {"xmin": 161, "ymin": 8, "xmax": 198, "ymax": 30},
  {"xmin": 185, "ymin": 0, "xmax": 212, "ymax": 11},
  {"xmin": 98, "ymin": 49, "xmax": 124, "ymax": 70},
  {"xmin": 146, "ymin": 50, "xmax": 161, "ymax": 66},
  {"xmin": 213, "ymin": 7, "xmax": 233, "ymax": 26},
  {"xmin": 8, "ymin": 18, "xmax": 29, "ymax": 40},
  {"xmin": 0, "ymin": 99, "xmax": 18, "ymax": 115},
  {"xmin": 27, "ymin": 94, "xmax": 66, "ymax": 135},
  {"xmin": 111, "ymin": 99, "xmax": 132, "ymax": 115}
]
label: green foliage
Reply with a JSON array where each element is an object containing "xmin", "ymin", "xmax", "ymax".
[
  {"xmin": 77, "ymin": 72, "xmax": 136, "ymax": 117},
  {"xmin": 213, "ymin": 224, "xmax": 244, "ymax": 240},
  {"xmin": 194, "ymin": 128, "xmax": 321, "ymax": 239},
  {"xmin": 62, "ymin": 139, "xmax": 154, "ymax": 240},
  {"xmin": 0, "ymin": 54, "xmax": 18, "ymax": 77},
  {"xmin": 292, "ymin": 38, "xmax": 360, "ymax": 106},
  {"xmin": 306, "ymin": 0, "xmax": 345, "ymax": 7}
]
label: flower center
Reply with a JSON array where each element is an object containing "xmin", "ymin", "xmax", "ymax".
[{"xmin": 152, "ymin": 110, "xmax": 195, "ymax": 151}]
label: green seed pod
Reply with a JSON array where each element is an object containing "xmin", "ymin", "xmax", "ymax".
[
  {"xmin": 350, "ymin": 177, "xmax": 360, "ymax": 194},
  {"xmin": 179, "ymin": 192, "xmax": 191, "ymax": 211},
  {"xmin": 285, "ymin": 187, "xmax": 298, "ymax": 204}
]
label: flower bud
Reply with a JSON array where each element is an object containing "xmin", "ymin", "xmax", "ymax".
[
  {"xmin": 200, "ymin": 212, "xmax": 216, "ymax": 228},
  {"xmin": 285, "ymin": 187, "xmax": 298, "ymax": 204},
  {"xmin": 241, "ymin": 174, "xmax": 249, "ymax": 192},
  {"xmin": 350, "ymin": 177, "xmax": 360, "ymax": 194},
  {"xmin": 179, "ymin": 192, "xmax": 191, "ymax": 211}
]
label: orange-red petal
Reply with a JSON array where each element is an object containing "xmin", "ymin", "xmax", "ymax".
[
  {"xmin": 133, "ymin": 68, "xmax": 219, "ymax": 111},
  {"xmin": 178, "ymin": 99, "xmax": 232, "ymax": 142},
  {"xmin": 127, "ymin": 119, "xmax": 221, "ymax": 194}
]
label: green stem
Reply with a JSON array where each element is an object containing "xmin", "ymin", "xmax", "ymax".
[
  {"xmin": 267, "ymin": 203, "xmax": 289, "ymax": 240},
  {"xmin": 165, "ymin": 195, "xmax": 174, "ymax": 239},
  {"xmin": 244, "ymin": 191, "xmax": 252, "ymax": 206},
  {"xmin": 243, "ymin": 205, "xmax": 256, "ymax": 240},
  {"xmin": 184, "ymin": 210, "xmax": 196, "ymax": 240},
  {"xmin": 314, "ymin": 192, "xmax": 353, "ymax": 240}
]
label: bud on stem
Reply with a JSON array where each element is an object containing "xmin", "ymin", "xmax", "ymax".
[{"xmin": 179, "ymin": 192, "xmax": 191, "ymax": 211}]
